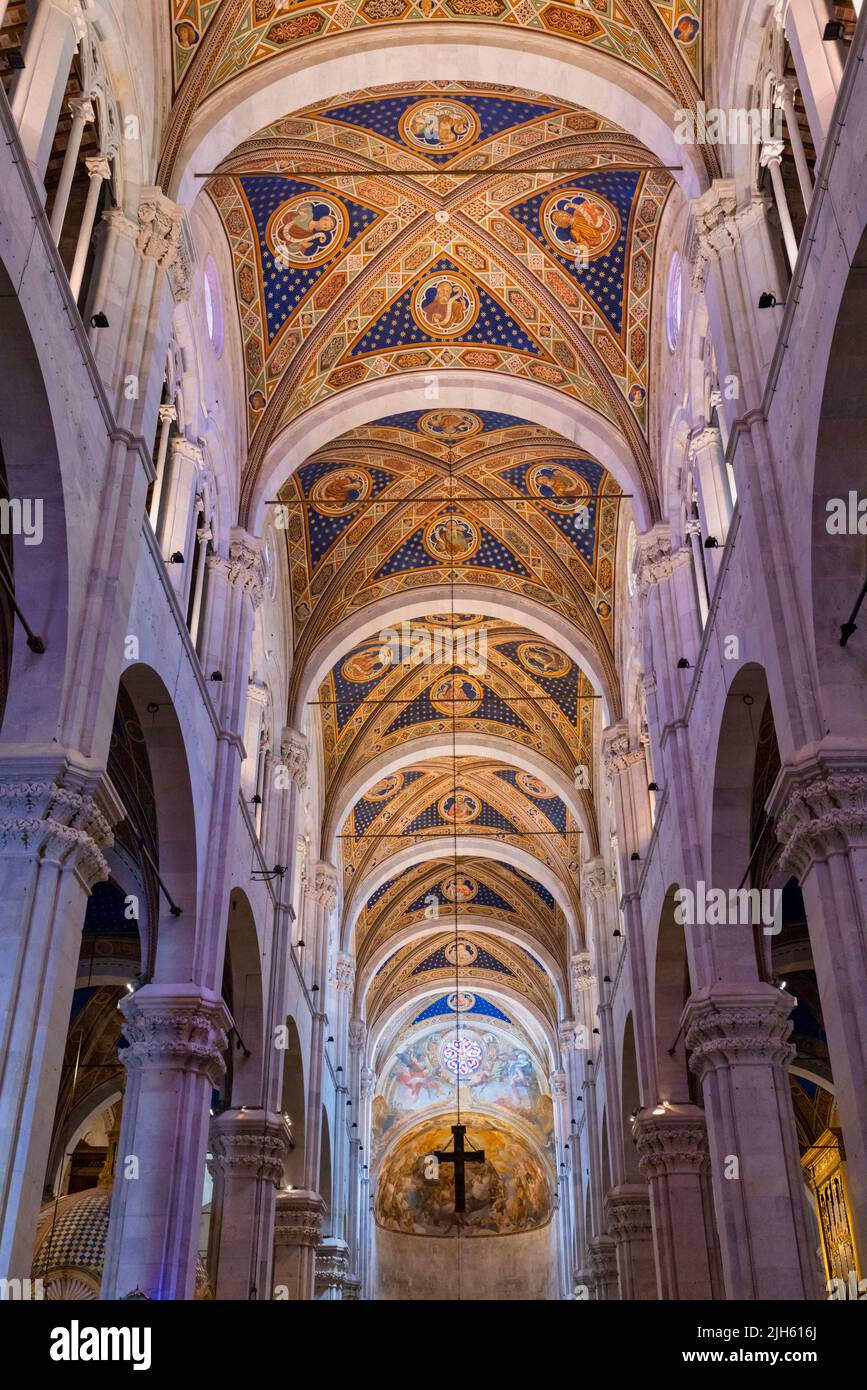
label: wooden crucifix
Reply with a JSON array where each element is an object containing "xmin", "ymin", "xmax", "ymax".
[{"xmin": 433, "ymin": 1124, "xmax": 485, "ymax": 1213}]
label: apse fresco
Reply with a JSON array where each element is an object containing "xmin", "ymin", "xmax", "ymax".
[
  {"xmin": 371, "ymin": 1018, "xmax": 554, "ymax": 1161},
  {"xmin": 376, "ymin": 1118, "xmax": 551, "ymax": 1237}
]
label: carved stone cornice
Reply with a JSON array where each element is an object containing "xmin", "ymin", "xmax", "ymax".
[
  {"xmin": 682, "ymin": 982, "xmax": 796, "ymax": 1080},
  {"xmin": 633, "ymin": 525, "xmax": 692, "ymax": 599},
  {"xmin": 768, "ymin": 744, "xmax": 867, "ymax": 878},
  {"xmin": 279, "ymin": 728, "xmax": 308, "ymax": 788},
  {"xmin": 274, "ymin": 1189, "xmax": 325, "ymax": 1249},
  {"xmin": 0, "ymin": 763, "xmax": 121, "ymax": 890},
  {"xmin": 605, "ymin": 1185, "xmax": 654, "ymax": 1243},
  {"xmin": 570, "ymin": 953, "xmax": 594, "ymax": 994},
  {"xmin": 314, "ymin": 1237, "xmax": 350, "ymax": 1294},
  {"xmin": 331, "ymin": 952, "xmax": 355, "ymax": 993},
  {"xmin": 119, "ymin": 984, "xmax": 231, "ymax": 1088},
  {"xmin": 211, "ymin": 1110, "xmax": 291, "ymax": 1185},
  {"xmin": 634, "ymin": 1107, "xmax": 709, "ymax": 1178},
  {"xmin": 601, "ymin": 724, "xmax": 644, "ymax": 780},
  {"xmin": 313, "ymin": 862, "xmax": 339, "ymax": 910},
  {"xmin": 349, "ymin": 1018, "xmax": 367, "ymax": 1053},
  {"xmin": 136, "ymin": 187, "xmax": 184, "ymax": 270},
  {"xmin": 690, "ymin": 181, "xmax": 772, "ymax": 291}
]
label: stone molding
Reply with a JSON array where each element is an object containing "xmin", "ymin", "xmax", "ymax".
[
  {"xmin": 274, "ymin": 1189, "xmax": 325, "ymax": 1249},
  {"xmin": 605, "ymin": 1185, "xmax": 654, "ymax": 1242},
  {"xmin": 0, "ymin": 764, "xmax": 121, "ymax": 889},
  {"xmin": 360, "ymin": 1067, "xmax": 376, "ymax": 1099},
  {"xmin": 119, "ymin": 984, "xmax": 231, "ymax": 1087},
  {"xmin": 587, "ymin": 1233, "xmax": 619, "ymax": 1286},
  {"xmin": 136, "ymin": 187, "xmax": 184, "ymax": 271},
  {"xmin": 690, "ymin": 181, "xmax": 772, "ymax": 291},
  {"xmin": 549, "ymin": 1069, "xmax": 567, "ymax": 1101},
  {"xmin": 634, "ymin": 1107, "xmax": 709, "ymax": 1178},
  {"xmin": 313, "ymin": 862, "xmax": 339, "ymax": 910},
  {"xmin": 768, "ymin": 744, "xmax": 867, "ymax": 878},
  {"xmin": 682, "ymin": 983, "xmax": 796, "ymax": 1080},
  {"xmin": 314, "ymin": 1237, "xmax": 350, "ymax": 1295},
  {"xmin": 211, "ymin": 1110, "xmax": 291, "ymax": 1185},
  {"xmin": 580, "ymin": 855, "xmax": 610, "ymax": 903},
  {"xmin": 348, "ymin": 1018, "xmax": 367, "ymax": 1053},
  {"xmin": 633, "ymin": 526, "xmax": 692, "ymax": 598},
  {"xmin": 331, "ymin": 952, "xmax": 355, "ymax": 993},
  {"xmin": 279, "ymin": 728, "xmax": 308, "ymax": 787}
]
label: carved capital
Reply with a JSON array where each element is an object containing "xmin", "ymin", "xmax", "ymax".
[
  {"xmin": 331, "ymin": 952, "xmax": 355, "ymax": 993},
  {"xmin": 580, "ymin": 855, "xmax": 610, "ymax": 903},
  {"xmin": 690, "ymin": 178, "xmax": 738, "ymax": 289},
  {"xmin": 587, "ymin": 1234, "xmax": 618, "ymax": 1286},
  {"xmin": 119, "ymin": 984, "xmax": 231, "ymax": 1088},
  {"xmin": 211, "ymin": 1110, "xmax": 291, "ymax": 1185},
  {"xmin": 313, "ymin": 862, "xmax": 339, "ymax": 910},
  {"xmin": 682, "ymin": 982, "xmax": 796, "ymax": 1080},
  {"xmin": 0, "ymin": 763, "xmax": 121, "ymax": 890},
  {"xmin": 314, "ymin": 1237, "xmax": 351, "ymax": 1294},
  {"xmin": 549, "ymin": 1069, "xmax": 568, "ymax": 1101},
  {"xmin": 605, "ymin": 1185, "xmax": 654, "ymax": 1243},
  {"xmin": 228, "ymin": 536, "xmax": 266, "ymax": 608},
  {"xmin": 768, "ymin": 744, "xmax": 867, "ymax": 878},
  {"xmin": 634, "ymin": 1107, "xmax": 709, "ymax": 1178},
  {"xmin": 84, "ymin": 154, "xmax": 112, "ymax": 183},
  {"xmin": 349, "ymin": 1018, "xmax": 367, "ymax": 1053},
  {"xmin": 633, "ymin": 525, "xmax": 691, "ymax": 599},
  {"xmin": 360, "ymin": 1066, "xmax": 376, "ymax": 1099},
  {"xmin": 601, "ymin": 724, "xmax": 644, "ymax": 779},
  {"xmin": 274, "ymin": 1189, "xmax": 325, "ymax": 1249},
  {"xmin": 136, "ymin": 187, "xmax": 184, "ymax": 270},
  {"xmin": 570, "ymin": 952, "xmax": 594, "ymax": 994},
  {"xmin": 278, "ymin": 728, "xmax": 308, "ymax": 788}
]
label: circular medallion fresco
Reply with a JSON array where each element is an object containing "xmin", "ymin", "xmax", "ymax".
[
  {"xmin": 540, "ymin": 188, "xmax": 620, "ymax": 262},
  {"xmin": 516, "ymin": 641, "xmax": 572, "ymax": 680},
  {"xmin": 366, "ymin": 772, "xmax": 404, "ymax": 802},
  {"xmin": 442, "ymin": 1034, "xmax": 483, "ymax": 1075},
  {"xmin": 516, "ymin": 770, "xmax": 553, "ymax": 799},
  {"xmin": 310, "ymin": 466, "xmax": 371, "ymax": 516},
  {"xmin": 442, "ymin": 875, "xmax": 479, "ymax": 904},
  {"xmin": 444, "ymin": 937, "xmax": 479, "ymax": 966},
  {"xmin": 423, "ymin": 515, "xmax": 480, "ymax": 564},
  {"xmin": 400, "ymin": 99, "xmax": 480, "ymax": 153},
  {"xmin": 447, "ymin": 991, "xmax": 476, "ymax": 1013},
  {"xmin": 341, "ymin": 645, "xmax": 393, "ymax": 684},
  {"xmin": 527, "ymin": 462, "xmax": 592, "ymax": 515},
  {"xmin": 418, "ymin": 410, "xmax": 482, "ymax": 441},
  {"xmin": 266, "ymin": 193, "xmax": 348, "ymax": 268},
  {"xmin": 430, "ymin": 673, "xmax": 483, "ymax": 717},
  {"xmin": 438, "ymin": 788, "xmax": 481, "ymax": 825},
  {"xmin": 413, "ymin": 273, "xmax": 479, "ymax": 337}
]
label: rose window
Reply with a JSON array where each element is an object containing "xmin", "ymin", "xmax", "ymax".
[{"xmin": 442, "ymin": 1035, "xmax": 482, "ymax": 1075}]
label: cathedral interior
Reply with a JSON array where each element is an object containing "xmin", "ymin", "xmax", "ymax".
[{"xmin": 0, "ymin": 0, "xmax": 865, "ymax": 1307}]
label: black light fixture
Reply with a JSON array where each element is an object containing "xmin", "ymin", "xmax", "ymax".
[
  {"xmin": 603, "ymin": 975, "xmax": 611, "ymax": 983},
  {"xmin": 336, "ymin": 1065, "xmax": 343, "ymax": 1073},
  {"xmin": 90, "ymin": 312, "xmax": 110, "ymax": 328},
  {"xmin": 296, "ymin": 939, "xmax": 305, "ymax": 948},
  {"xmin": 703, "ymin": 535, "xmax": 719, "ymax": 549},
  {"xmin": 758, "ymin": 291, "xmax": 778, "ymax": 309},
  {"xmin": 169, "ymin": 551, "xmax": 184, "ymax": 564},
  {"xmin": 592, "ymin": 1026, "xmax": 600, "ymax": 1034},
  {"xmin": 346, "ymin": 1099, "xmax": 352, "ymax": 1106},
  {"xmin": 613, "ymin": 927, "xmax": 622, "ymax": 938},
  {"xmin": 311, "ymin": 984, "xmax": 319, "ymax": 992},
  {"xmin": 677, "ymin": 657, "xmax": 691, "ymax": 669},
  {"xmin": 5, "ymin": 51, "xmax": 25, "ymax": 71},
  {"xmin": 209, "ymin": 670, "xmax": 223, "ymax": 682},
  {"xmin": 823, "ymin": 19, "xmax": 845, "ymax": 39},
  {"xmin": 630, "ymin": 851, "xmax": 640, "ymax": 861},
  {"xmin": 351, "ymin": 1122, "xmax": 357, "ymax": 1129},
  {"xmin": 250, "ymin": 793, "xmax": 262, "ymax": 805},
  {"xmin": 146, "ymin": 702, "xmax": 159, "ymax": 716},
  {"xmin": 577, "ymin": 1096, "xmax": 584, "ymax": 1103},
  {"xmin": 327, "ymin": 1035, "xmax": 334, "ymax": 1043},
  {"xmin": 648, "ymin": 781, "xmax": 660, "ymax": 792}
]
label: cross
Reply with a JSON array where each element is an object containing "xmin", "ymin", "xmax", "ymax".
[{"xmin": 433, "ymin": 1124, "xmax": 485, "ymax": 1213}]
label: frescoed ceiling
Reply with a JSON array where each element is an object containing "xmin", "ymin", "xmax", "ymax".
[
  {"xmin": 165, "ymin": 2, "xmax": 706, "ymax": 167},
  {"xmin": 201, "ymin": 82, "xmax": 672, "ymax": 517},
  {"xmin": 279, "ymin": 411, "xmax": 622, "ymax": 671}
]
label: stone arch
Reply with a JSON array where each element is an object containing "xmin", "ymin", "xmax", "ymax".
[
  {"xmin": 319, "ymin": 1107, "xmax": 333, "ymax": 1238},
  {"xmin": 280, "ymin": 1016, "xmax": 306, "ymax": 1189},
  {"xmin": 0, "ymin": 260, "xmax": 70, "ymax": 743},
  {"xmin": 619, "ymin": 1013, "xmax": 643, "ymax": 1185},
  {"xmin": 810, "ymin": 227, "xmax": 867, "ymax": 740},
  {"xmin": 654, "ymin": 885, "xmax": 694, "ymax": 1105},
  {"xmin": 167, "ymin": 30, "xmax": 707, "ymax": 211},
  {"xmin": 117, "ymin": 664, "xmax": 199, "ymax": 982},
  {"xmin": 367, "ymin": 984, "xmax": 557, "ymax": 1072},
  {"xmin": 253, "ymin": 371, "xmax": 655, "ymax": 537},
  {"xmin": 224, "ymin": 890, "xmax": 264, "ymax": 1108}
]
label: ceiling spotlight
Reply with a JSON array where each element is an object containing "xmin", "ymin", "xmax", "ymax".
[
  {"xmin": 648, "ymin": 781, "xmax": 659, "ymax": 792},
  {"xmin": 652, "ymin": 1103, "xmax": 666, "ymax": 1116},
  {"xmin": 90, "ymin": 312, "xmax": 110, "ymax": 328},
  {"xmin": 676, "ymin": 657, "xmax": 691, "ymax": 669},
  {"xmin": 758, "ymin": 291, "xmax": 778, "ymax": 309},
  {"xmin": 703, "ymin": 535, "xmax": 719, "ymax": 549}
]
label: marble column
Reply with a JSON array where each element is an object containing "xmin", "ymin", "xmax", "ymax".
[
  {"xmin": 49, "ymin": 93, "xmax": 94, "ymax": 243},
  {"xmin": 101, "ymin": 984, "xmax": 232, "ymax": 1299},
  {"xmin": 209, "ymin": 1108, "xmax": 291, "ymax": 1300},
  {"xmin": 635, "ymin": 1106, "xmax": 718, "ymax": 1299},
  {"xmin": 784, "ymin": 0, "xmax": 844, "ymax": 157},
  {"xmin": 159, "ymin": 438, "xmax": 203, "ymax": 604},
  {"xmin": 0, "ymin": 760, "xmax": 120, "ymax": 1278},
  {"xmin": 11, "ymin": 0, "xmax": 86, "ymax": 185},
  {"xmin": 770, "ymin": 746, "xmax": 867, "ymax": 1271},
  {"xmin": 606, "ymin": 1184, "xmax": 657, "ymax": 1299},
  {"xmin": 69, "ymin": 154, "xmax": 111, "ymax": 300},
  {"xmin": 148, "ymin": 403, "xmax": 177, "ymax": 539},
  {"xmin": 272, "ymin": 1189, "xmax": 325, "ymax": 1301},
  {"xmin": 683, "ymin": 981, "xmax": 822, "ymax": 1299},
  {"xmin": 329, "ymin": 953, "xmax": 355, "ymax": 1249},
  {"xmin": 760, "ymin": 140, "xmax": 799, "ymax": 273}
]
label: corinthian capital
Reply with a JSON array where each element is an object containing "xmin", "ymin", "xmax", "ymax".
[
  {"xmin": 136, "ymin": 187, "xmax": 184, "ymax": 270},
  {"xmin": 768, "ymin": 744, "xmax": 867, "ymax": 878},
  {"xmin": 332, "ymin": 952, "xmax": 355, "ymax": 993},
  {"xmin": 313, "ymin": 862, "xmax": 339, "ymax": 910},
  {"xmin": 0, "ymin": 761, "xmax": 121, "ymax": 890},
  {"xmin": 119, "ymin": 984, "xmax": 232, "ymax": 1088},
  {"xmin": 580, "ymin": 855, "xmax": 609, "ymax": 903},
  {"xmin": 279, "ymin": 728, "xmax": 308, "ymax": 787},
  {"xmin": 682, "ymin": 982, "xmax": 796, "ymax": 1081},
  {"xmin": 570, "ymin": 952, "xmax": 594, "ymax": 994},
  {"xmin": 601, "ymin": 723, "xmax": 644, "ymax": 780}
]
